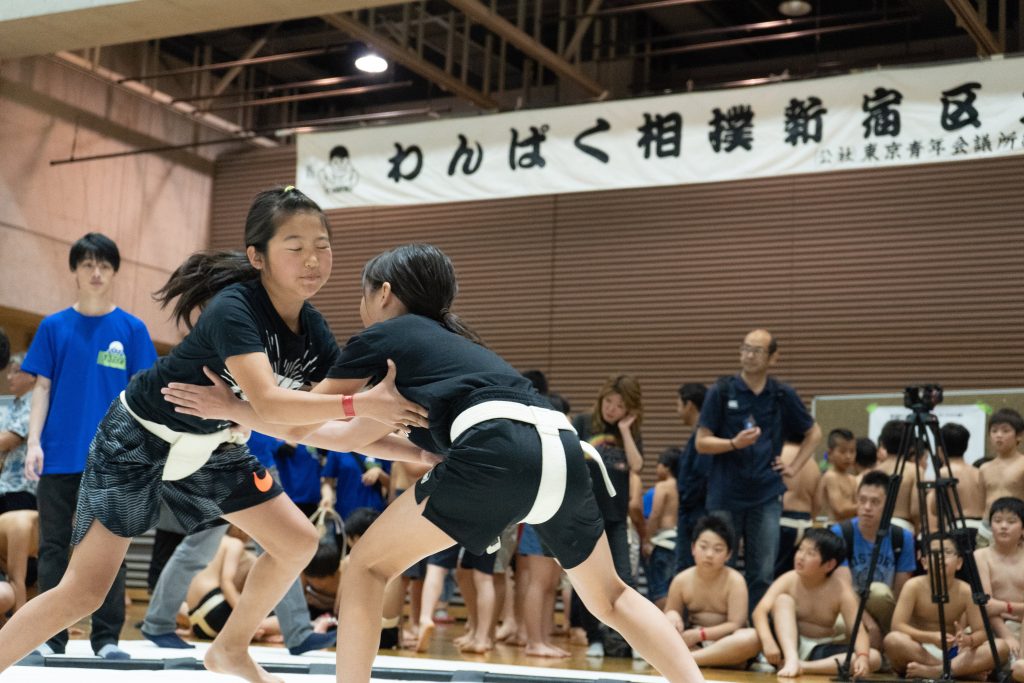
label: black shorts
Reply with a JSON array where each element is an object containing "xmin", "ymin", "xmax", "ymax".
[
  {"xmin": 460, "ymin": 548, "xmax": 497, "ymax": 575},
  {"xmin": 71, "ymin": 399, "xmax": 283, "ymax": 545},
  {"xmin": 415, "ymin": 388, "xmax": 604, "ymax": 569},
  {"xmin": 0, "ymin": 491, "xmax": 36, "ymax": 515},
  {"xmin": 189, "ymin": 588, "xmax": 232, "ymax": 639},
  {"xmin": 426, "ymin": 545, "xmax": 459, "ymax": 569}
]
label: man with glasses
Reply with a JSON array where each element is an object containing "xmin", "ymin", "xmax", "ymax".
[
  {"xmin": 695, "ymin": 328, "xmax": 821, "ymax": 611},
  {"xmin": 830, "ymin": 470, "xmax": 916, "ymax": 649}
]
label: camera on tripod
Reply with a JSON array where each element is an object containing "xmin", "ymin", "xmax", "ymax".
[{"xmin": 903, "ymin": 384, "xmax": 943, "ymax": 411}]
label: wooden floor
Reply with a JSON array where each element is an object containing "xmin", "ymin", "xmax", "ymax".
[{"xmin": 97, "ymin": 596, "xmax": 840, "ymax": 683}]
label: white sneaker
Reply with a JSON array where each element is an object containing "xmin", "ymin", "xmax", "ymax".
[{"xmin": 586, "ymin": 642, "xmax": 605, "ymax": 658}]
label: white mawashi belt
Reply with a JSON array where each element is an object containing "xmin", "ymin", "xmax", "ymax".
[
  {"xmin": 119, "ymin": 392, "xmax": 247, "ymax": 481},
  {"xmin": 651, "ymin": 527, "xmax": 677, "ymax": 550},
  {"xmin": 450, "ymin": 400, "xmax": 617, "ymax": 552},
  {"xmin": 779, "ymin": 516, "xmax": 814, "ymax": 531}
]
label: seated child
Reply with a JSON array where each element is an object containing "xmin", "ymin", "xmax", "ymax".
[
  {"xmin": 663, "ymin": 515, "xmax": 760, "ymax": 668},
  {"xmin": 0, "ymin": 510, "xmax": 38, "ymax": 614},
  {"xmin": 975, "ymin": 497, "xmax": 1024, "ymax": 658},
  {"xmin": 753, "ymin": 528, "xmax": 881, "ymax": 678},
  {"xmin": 884, "ymin": 535, "xmax": 1010, "ymax": 679},
  {"xmin": 185, "ymin": 526, "xmax": 281, "ymax": 642}
]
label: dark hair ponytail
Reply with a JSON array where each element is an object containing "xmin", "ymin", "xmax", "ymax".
[
  {"xmin": 154, "ymin": 251, "xmax": 257, "ymax": 329},
  {"xmin": 155, "ymin": 185, "xmax": 329, "ymax": 329},
  {"xmin": 362, "ymin": 244, "xmax": 483, "ymax": 345}
]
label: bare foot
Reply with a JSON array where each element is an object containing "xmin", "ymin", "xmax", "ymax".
[
  {"xmin": 453, "ymin": 631, "xmax": 474, "ymax": 649},
  {"xmin": 569, "ymin": 627, "xmax": 588, "ymax": 646},
  {"xmin": 504, "ymin": 633, "xmax": 527, "ymax": 647},
  {"xmin": 495, "ymin": 621, "xmax": 518, "ymax": 642},
  {"xmin": 460, "ymin": 638, "xmax": 493, "ymax": 654},
  {"xmin": 416, "ymin": 622, "xmax": 435, "ymax": 653},
  {"xmin": 776, "ymin": 659, "xmax": 802, "ymax": 678},
  {"xmin": 205, "ymin": 644, "xmax": 284, "ymax": 683},
  {"xmin": 906, "ymin": 661, "xmax": 943, "ymax": 679},
  {"xmin": 524, "ymin": 642, "xmax": 571, "ymax": 658}
]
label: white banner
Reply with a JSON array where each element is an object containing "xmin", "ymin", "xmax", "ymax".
[
  {"xmin": 297, "ymin": 56, "xmax": 1024, "ymax": 208},
  {"xmin": 867, "ymin": 404, "xmax": 989, "ymax": 464}
]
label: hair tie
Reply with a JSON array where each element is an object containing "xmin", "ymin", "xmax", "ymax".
[{"xmin": 283, "ymin": 185, "xmax": 295, "ymax": 193}]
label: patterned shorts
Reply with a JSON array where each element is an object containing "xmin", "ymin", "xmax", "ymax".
[{"xmin": 71, "ymin": 399, "xmax": 282, "ymax": 545}]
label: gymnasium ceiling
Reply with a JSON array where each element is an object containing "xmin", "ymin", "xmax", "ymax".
[{"xmin": 4, "ymin": 0, "xmax": 1021, "ymax": 147}]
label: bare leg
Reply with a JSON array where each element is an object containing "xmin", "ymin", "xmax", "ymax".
[
  {"xmin": 949, "ymin": 637, "xmax": 1008, "ymax": 679},
  {"xmin": 690, "ymin": 628, "xmax": 762, "ymax": 669},
  {"xmin": 771, "ymin": 594, "xmax": 802, "ymax": 677},
  {"xmin": 416, "ymin": 563, "xmax": 448, "ymax": 652},
  {"xmin": 206, "ymin": 495, "xmax": 318, "ymax": 683},
  {"xmin": 524, "ymin": 557, "xmax": 568, "ymax": 658},
  {"xmin": 453, "ymin": 567, "xmax": 476, "ymax": 649},
  {"xmin": 495, "ymin": 569, "xmax": 518, "ymax": 642},
  {"xmin": 565, "ymin": 534, "xmax": 703, "ymax": 683},
  {"xmin": 0, "ymin": 522, "xmax": 130, "ymax": 671},
  {"xmin": 461, "ymin": 569, "xmax": 495, "ymax": 653},
  {"xmin": 883, "ymin": 630, "xmax": 938, "ymax": 676},
  {"xmin": 508, "ymin": 558, "xmax": 530, "ymax": 646},
  {"xmin": 337, "ymin": 490, "xmax": 455, "ymax": 683},
  {"xmin": 799, "ymin": 648, "xmax": 881, "ymax": 675}
]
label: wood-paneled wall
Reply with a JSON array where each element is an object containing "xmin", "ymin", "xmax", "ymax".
[{"xmin": 210, "ymin": 146, "xmax": 1024, "ymax": 483}]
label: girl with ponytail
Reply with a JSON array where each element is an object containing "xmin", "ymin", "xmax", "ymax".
[
  {"xmin": 162, "ymin": 242, "xmax": 706, "ymax": 683},
  {"xmin": 0, "ymin": 187, "xmax": 427, "ymax": 682}
]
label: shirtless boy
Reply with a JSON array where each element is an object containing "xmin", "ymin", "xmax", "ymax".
[
  {"xmin": 753, "ymin": 528, "xmax": 880, "ymax": 678},
  {"xmin": 931, "ymin": 423, "xmax": 988, "ymax": 546},
  {"xmin": 979, "ymin": 409, "xmax": 1024, "ymax": 513},
  {"xmin": 877, "ymin": 420, "xmax": 921, "ymax": 534},
  {"xmin": 663, "ymin": 515, "xmax": 760, "ymax": 668},
  {"xmin": 776, "ymin": 442, "xmax": 820, "ymax": 577},
  {"xmin": 646, "ymin": 449, "xmax": 680, "ymax": 608},
  {"xmin": 975, "ymin": 497, "xmax": 1024, "ymax": 657},
  {"xmin": 818, "ymin": 429, "xmax": 858, "ymax": 523},
  {"xmin": 884, "ymin": 536, "xmax": 1009, "ymax": 678}
]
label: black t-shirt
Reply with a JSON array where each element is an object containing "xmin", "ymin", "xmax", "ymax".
[
  {"xmin": 572, "ymin": 414, "xmax": 640, "ymax": 523},
  {"xmin": 325, "ymin": 314, "xmax": 534, "ymax": 454},
  {"xmin": 128, "ymin": 280, "xmax": 341, "ymax": 433}
]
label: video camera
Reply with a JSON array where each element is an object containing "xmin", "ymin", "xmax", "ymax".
[{"xmin": 903, "ymin": 384, "xmax": 943, "ymax": 411}]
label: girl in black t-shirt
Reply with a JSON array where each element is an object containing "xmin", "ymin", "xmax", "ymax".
[
  {"xmin": 0, "ymin": 187, "xmax": 426, "ymax": 680},
  {"xmin": 162, "ymin": 243, "xmax": 704, "ymax": 683}
]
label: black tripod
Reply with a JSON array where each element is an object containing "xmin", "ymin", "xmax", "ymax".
[{"xmin": 836, "ymin": 385, "xmax": 1006, "ymax": 682}]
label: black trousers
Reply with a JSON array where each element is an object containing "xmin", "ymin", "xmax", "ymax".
[{"xmin": 37, "ymin": 473, "xmax": 127, "ymax": 653}]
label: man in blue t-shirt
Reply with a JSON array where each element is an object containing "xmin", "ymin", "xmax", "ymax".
[
  {"xmin": 830, "ymin": 470, "xmax": 916, "ymax": 646},
  {"xmin": 695, "ymin": 329, "xmax": 821, "ymax": 611},
  {"xmin": 21, "ymin": 234, "xmax": 156, "ymax": 659}
]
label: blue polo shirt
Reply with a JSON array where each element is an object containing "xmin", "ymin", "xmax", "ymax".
[
  {"xmin": 322, "ymin": 451, "xmax": 391, "ymax": 520},
  {"xmin": 698, "ymin": 375, "xmax": 814, "ymax": 510},
  {"xmin": 676, "ymin": 432, "xmax": 710, "ymax": 514}
]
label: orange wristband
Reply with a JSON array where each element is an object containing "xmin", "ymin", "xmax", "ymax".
[{"xmin": 342, "ymin": 394, "xmax": 356, "ymax": 418}]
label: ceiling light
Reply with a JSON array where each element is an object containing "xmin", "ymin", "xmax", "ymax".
[
  {"xmin": 355, "ymin": 53, "xmax": 388, "ymax": 73},
  {"xmin": 778, "ymin": 0, "xmax": 812, "ymax": 17}
]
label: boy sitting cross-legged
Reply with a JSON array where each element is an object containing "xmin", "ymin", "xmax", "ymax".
[
  {"xmin": 884, "ymin": 535, "xmax": 1010, "ymax": 679},
  {"xmin": 753, "ymin": 528, "xmax": 881, "ymax": 678},
  {"xmin": 663, "ymin": 515, "xmax": 761, "ymax": 668}
]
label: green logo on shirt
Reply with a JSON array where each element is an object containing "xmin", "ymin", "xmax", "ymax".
[{"xmin": 97, "ymin": 340, "xmax": 127, "ymax": 370}]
